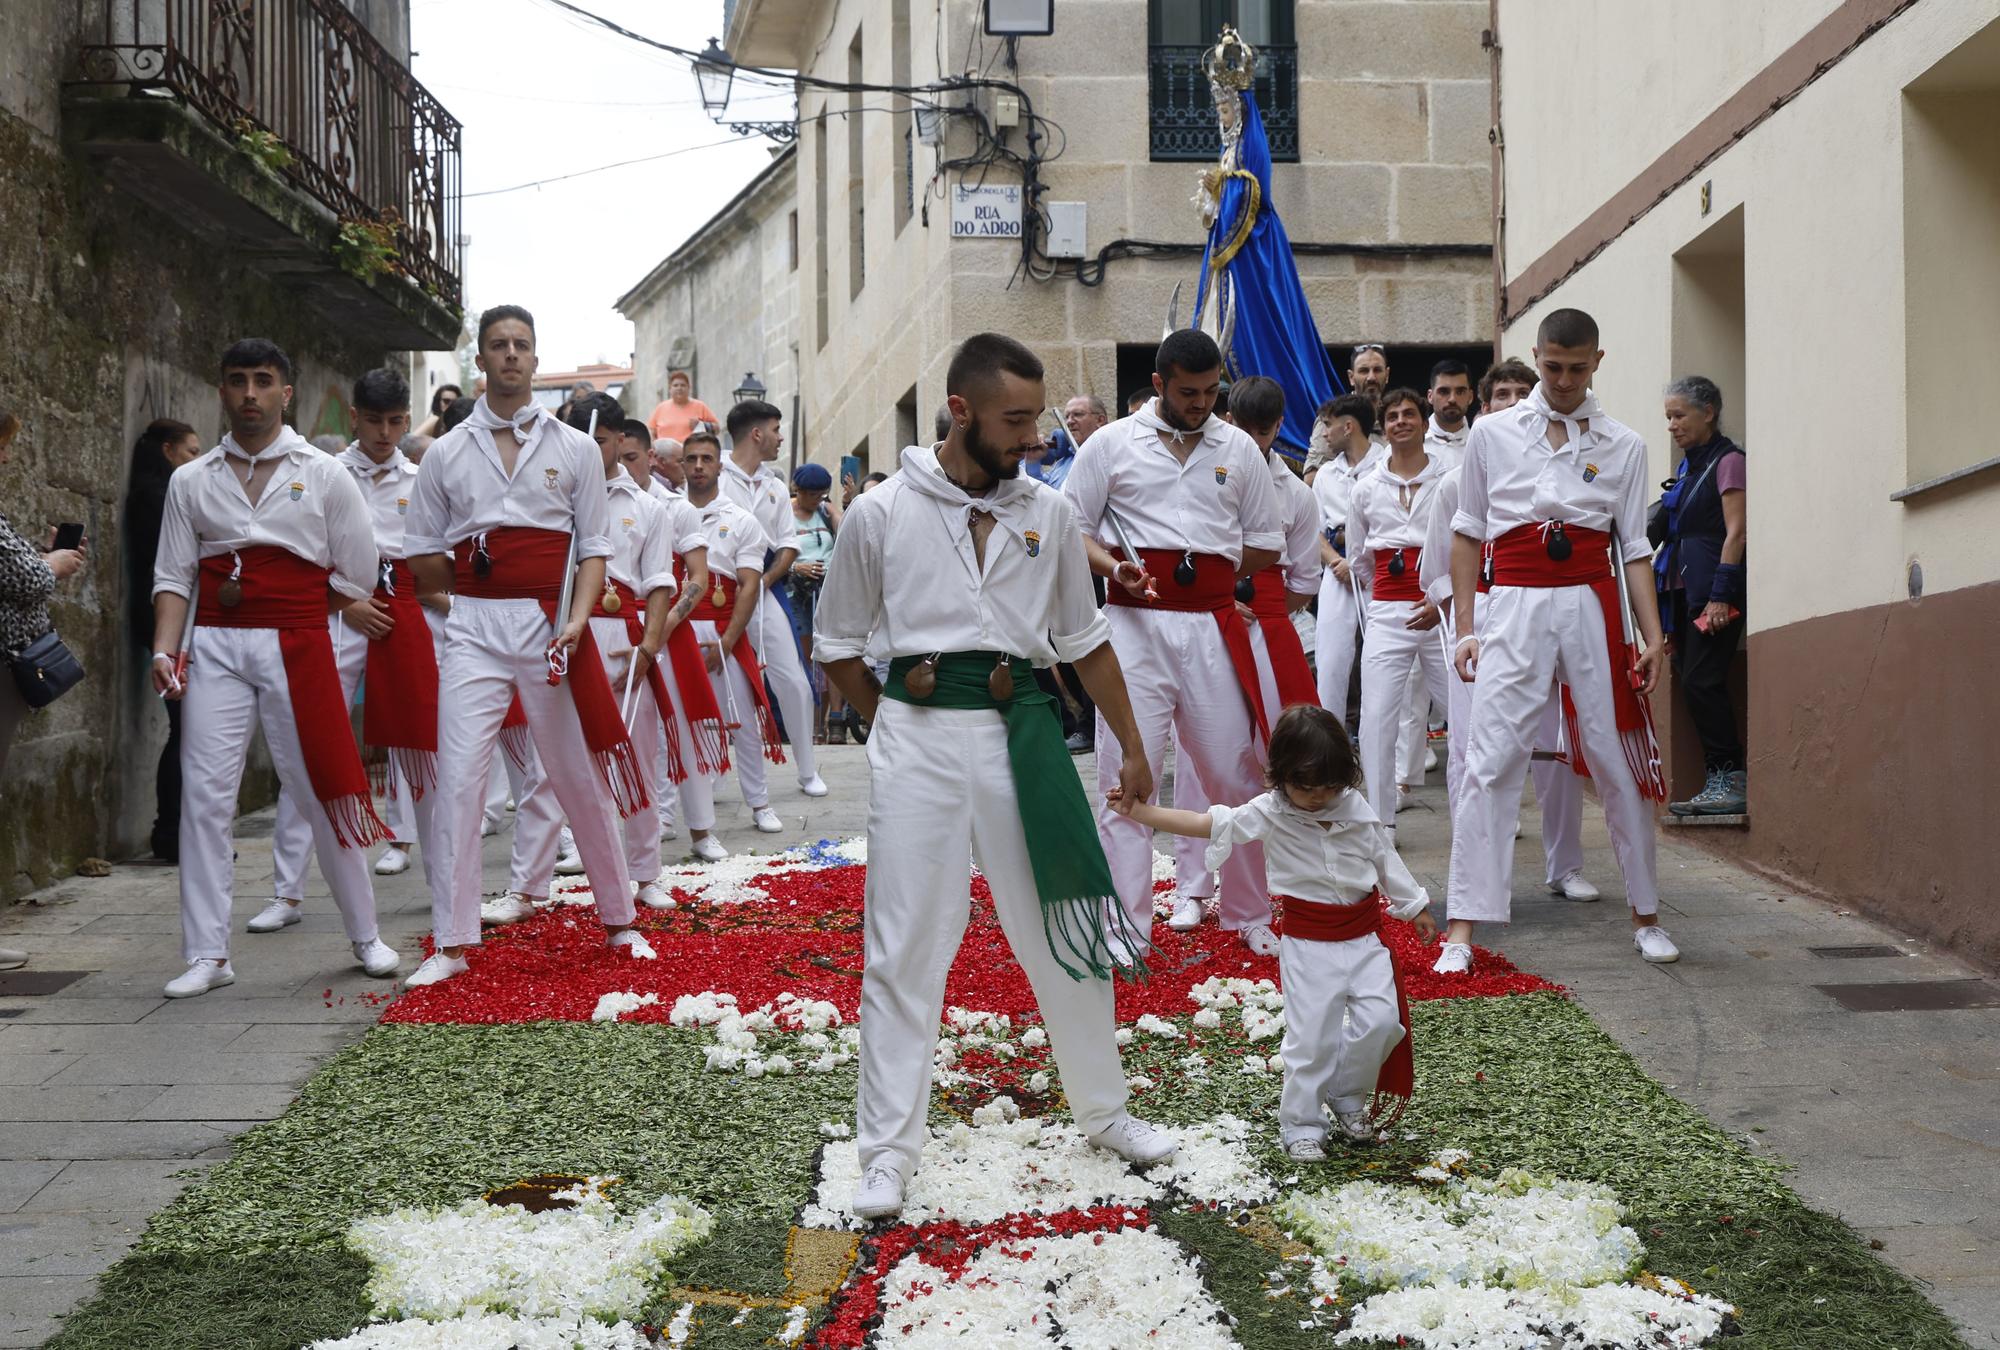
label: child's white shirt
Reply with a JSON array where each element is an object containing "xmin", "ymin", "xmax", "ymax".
[{"xmin": 1205, "ymin": 788, "xmax": 1429, "ymax": 920}]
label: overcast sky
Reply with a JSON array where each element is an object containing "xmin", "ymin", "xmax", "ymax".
[{"xmin": 410, "ymin": 0, "xmax": 788, "ymax": 370}]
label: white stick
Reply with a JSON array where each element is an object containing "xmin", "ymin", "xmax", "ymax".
[
  {"xmin": 548, "ymin": 410, "xmax": 595, "ymax": 681},
  {"xmin": 621, "ymin": 646, "xmax": 640, "ymax": 726},
  {"xmin": 1348, "ymin": 568, "xmax": 1368, "ymax": 636}
]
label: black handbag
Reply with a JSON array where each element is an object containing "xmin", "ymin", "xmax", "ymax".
[{"xmin": 9, "ymin": 629, "xmax": 85, "ymax": 708}]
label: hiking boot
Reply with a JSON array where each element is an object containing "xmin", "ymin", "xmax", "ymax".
[
  {"xmin": 1669, "ymin": 767, "xmax": 1724, "ymax": 816},
  {"xmin": 1687, "ymin": 767, "xmax": 1746, "ymax": 815}
]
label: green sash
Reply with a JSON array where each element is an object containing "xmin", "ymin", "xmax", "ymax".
[{"xmin": 885, "ymin": 652, "xmax": 1153, "ymax": 982}]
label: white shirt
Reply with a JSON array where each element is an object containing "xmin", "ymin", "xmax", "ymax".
[
  {"xmin": 721, "ymin": 457, "xmax": 798, "ymax": 555},
  {"xmin": 1424, "ymin": 417, "xmax": 1468, "ymax": 471},
  {"xmin": 604, "ymin": 470, "xmax": 677, "ymax": 598},
  {"xmin": 690, "ymin": 493, "xmax": 770, "ymax": 580},
  {"xmin": 647, "ymin": 481, "xmax": 709, "ymax": 557},
  {"xmin": 333, "ymin": 443, "xmax": 421, "ymax": 561},
  {"xmin": 1309, "ymin": 443, "xmax": 1384, "ymax": 543},
  {"xmin": 815, "ymin": 444, "xmax": 1111, "ymax": 667},
  {"xmin": 153, "ymin": 427, "xmax": 375, "ymax": 603},
  {"xmin": 1418, "ymin": 465, "xmax": 1463, "ymax": 608},
  {"xmin": 403, "ymin": 399, "xmax": 611, "ymax": 562},
  {"xmin": 1270, "ymin": 453, "xmax": 1322, "ymax": 596},
  {"xmin": 1063, "ymin": 402, "xmax": 1283, "ymax": 565},
  {"xmin": 1347, "ymin": 451, "xmax": 1448, "ymax": 582},
  {"xmin": 1205, "ymin": 788, "xmax": 1427, "ymax": 917},
  {"xmin": 1452, "ymin": 388, "xmax": 1652, "ymax": 565}
]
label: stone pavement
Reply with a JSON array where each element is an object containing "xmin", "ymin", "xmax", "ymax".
[{"xmin": 1, "ymin": 745, "xmax": 1995, "ymax": 1346}]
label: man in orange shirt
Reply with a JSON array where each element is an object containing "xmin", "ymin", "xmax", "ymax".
[{"xmin": 647, "ymin": 370, "xmax": 719, "ymax": 445}]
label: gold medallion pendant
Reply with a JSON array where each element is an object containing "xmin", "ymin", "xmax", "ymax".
[
  {"xmin": 987, "ymin": 656, "xmax": 1014, "ymax": 701},
  {"xmin": 218, "ymin": 578, "xmax": 243, "ymax": 608},
  {"xmin": 600, "ymin": 585, "xmax": 621, "ymax": 614}
]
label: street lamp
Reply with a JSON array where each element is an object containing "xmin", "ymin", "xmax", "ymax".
[
  {"xmin": 733, "ymin": 372, "xmax": 768, "ymax": 404},
  {"xmin": 693, "ymin": 38, "xmax": 734, "ymax": 117}
]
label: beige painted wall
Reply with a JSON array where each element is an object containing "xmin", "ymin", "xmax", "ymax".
[
  {"xmin": 735, "ymin": 0, "xmax": 1494, "ymax": 474},
  {"xmin": 1499, "ymin": 0, "xmax": 2000, "ymax": 634}
]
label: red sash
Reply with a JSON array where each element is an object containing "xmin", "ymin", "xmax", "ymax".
[
  {"xmin": 1246, "ymin": 569, "xmax": 1320, "ymax": 715},
  {"xmin": 1106, "ymin": 549, "xmax": 1269, "ymax": 743},
  {"xmin": 688, "ymin": 572, "xmax": 786, "ymax": 764},
  {"xmin": 1488, "ymin": 524, "xmax": 1666, "ymax": 800},
  {"xmin": 450, "ymin": 526, "xmax": 649, "ymax": 816},
  {"xmin": 594, "ymin": 579, "xmax": 687, "ymax": 786},
  {"xmin": 1370, "ymin": 547, "xmax": 1425, "ymax": 603},
  {"xmin": 664, "ymin": 558, "xmax": 730, "ymax": 774},
  {"xmin": 195, "ymin": 547, "xmax": 388, "ymax": 848},
  {"xmin": 359, "ymin": 560, "xmax": 439, "ymax": 799},
  {"xmin": 1274, "ymin": 890, "xmax": 1412, "ymax": 1126}
]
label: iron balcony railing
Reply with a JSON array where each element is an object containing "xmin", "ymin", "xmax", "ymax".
[
  {"xmin": 1148, "ymin": 42, "xmax": 1299, "ymax": 163},
  {"xmin": 71, "ymin": 0, "xmax": 462, "ymax": 306}
]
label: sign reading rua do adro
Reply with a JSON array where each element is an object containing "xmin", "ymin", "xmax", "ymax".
[{"xmin": 950, "ymin": 182, "xmax": 1022, "ymax": 238}]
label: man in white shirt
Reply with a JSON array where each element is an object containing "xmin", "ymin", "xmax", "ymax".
[
  {"xmin": 817, "ymin": 331, "xmax": 1175, "ymax": 1223},
  {"xmin": 402, "ymin": 305, "xmax": 652, "ymax": 987},
  {"xmin": 682, "ymin": 430, "xmax": 786, "ymax": 833},
  {"xmin": 1441, "ymin": 309, "xmax": 1678, "ymax": 974},
  {"xmin": 149, "ymin": 339, "xmax": 399, "ymax": 998},
  {"xmin": 721, "ymin": 401, "xmax": 828, "ymax": 799},
  {"xmin": 263, "ymin": 369, "xmax": 445, "ymax": 935},
  {"xmin": 1349, "ymin": 388, "xmax": 1453, "ymax": 831},
  {"xmin": 1063, "ymin": 330, "xmax": 1285, "ymax": 957},
  {"xmin": 1423, "ymin": 359, "xmax": 1475, "ymax": 466},
  {"xmin": 651, "ymin": 437, "xmax": 685, "ymax": 492},
  {"xmin": 1309, "ymin": 394, "xmax": 1382, "ymax": 716}
]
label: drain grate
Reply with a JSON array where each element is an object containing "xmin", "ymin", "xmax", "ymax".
[
  {"xmin": 1808, "ymin": 945, "xmax": 1904, "ymax": 959},
  {"xmin": 1816, "ymin": 980, "xmax": 2000, "ymax": 1013},
  {"xmin": 0, "ymin": 970, "xmax": 89, "ymax": 997}
]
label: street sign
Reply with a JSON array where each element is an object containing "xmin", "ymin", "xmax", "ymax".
[{"xmin": 951, "ymin": 183, "xmax": 1022, "ymax": 239}]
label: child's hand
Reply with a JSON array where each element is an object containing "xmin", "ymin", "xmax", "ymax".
[
  {"xmin": 1105, "ymin": 786, "xmax": 1134, "ymax": 816},
  {"xmin": 1410, "ymin": 910, "xmax": 1438, "ymax": 942}
]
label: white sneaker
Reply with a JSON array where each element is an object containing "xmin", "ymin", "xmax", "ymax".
[
  {"xmin": 658, "ymin": 809, "xmax": 679, "ymax": 840},
  {"xmin": 798, "ymin": 774, "xmax": 829, "ymax": 798},
  {"xmin": 353, "ymin": 939, "xmax": 401, "ymax": 978},
  {"xmin": 480, "ymin": 813, "xmax": 501, "ymax": 838},
  {"xmin": 405, "ymin": 951, "xmax": 469, "ymax": 987},
  {"xmin": 691, "ymin": 835, "xmax": 730, "ymax": 862},
  {"xmin": 1550, "ymin": 871, "xmax": 1601, "ymax": 902},
  {"xmin": 636, "ymin": 882, "xmax": 677, "ymax": 911},
  {"xmin": 372, "ymin": 845, "xmax": 411, "ymax": 876},
  {"xmin": 1432, "ymin": 942, "xmax": 1473, "ymax": 975},
  {"xmin": 1423, "ymin": 747, "xmax": 1439, "ymax": 772},
  {"xmin": 1087, "ymin": 1114, "xmax": 1178, "ymax": 1165},
  {"xmin": 245, "ymin": 899, "xmax": 301, "ymax": 934},
  {"xmin": 1334, "ymin": 1109, "xmax": 1377, "ymax": 1143},
  {"xmin": 853, "ymin": 1163, "xmax": 905, "ymax": 1221},
  {"xmin": 1395, "ymin": 786, "xmax": 1414, "ymax": 813},
  {"xmin": 1167, "ymin": 895, "xmax": 1205, "ymax": 931},
  {"xmin": 1513, "ymin": 818, "xmax": 1524, "ymax": 839},
  {"xmin": 1634, "ymin": 925, "xmax": 1681, "ymax": 964},
  {"xmin": 608, "ymin": 929, "xmax": 657, "ymax": 959},
  {"xmin": 480, "ymin": 894, "xmax": 536, "ymax": 926},
  {"xmin": 1239, "ymin": 923, "xmax": 1280, "ymax": 958},
  {"xmin": 752, "ymin": 806, "xmax": 783, "ymax": 833},
  {"xmin": 553, "ymin": 827, "xmax": 584, "ymax": 876},
  {"xmin": 164, "ymin": 959, "xmax": 234, "ymax": 999},
  {"xmin": 1284, "ymin": 1137, "xmax": 1327, "ymax": 1162}
]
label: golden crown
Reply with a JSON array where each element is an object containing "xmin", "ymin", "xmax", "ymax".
[{"xmin": 1202, "ymin": 26, "xmax": 1257, "ymax": 91}]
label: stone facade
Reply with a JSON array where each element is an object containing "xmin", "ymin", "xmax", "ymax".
[
  {"xmin": 0, "ymin": 0, "xmax": 447, "ymax": 900},
  {"xmin": 716, "ymin": 0, "xmax": 1492, "ymax": 475},
  {"xmin": 617, "ymin": 147, "xmax": 800, "ymax": 457}
]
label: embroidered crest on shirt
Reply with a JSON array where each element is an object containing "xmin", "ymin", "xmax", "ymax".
[
  {"xmin": 544, "ymin": 467, "xmax": 560, "ymax": 491},
  {"xmin": 1214, "ymin": 465, "xmax": 1229, "ymax": 486},
  {"xmin": 1024, "ymin": 529, "xmax": 1041, "ymax": 558},
  {"xmin": 1582, "ymin": 462, "xmax": 1600, "ymax": 483},
  {"xmin": 396, "ymin": 496, "xmax": 409, "ymax": 515},
  {"xmin": 288, "ymin": 481, "xmax": 305, "ymax": 501}
]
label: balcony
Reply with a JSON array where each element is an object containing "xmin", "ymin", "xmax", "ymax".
[
  {"xmin": 64, "ymin": 0, "xmax": 463, "ymax": 350},
  {"xmin": 1148, "ymin": 42, "xmax": 1298, "ymax": 163}
]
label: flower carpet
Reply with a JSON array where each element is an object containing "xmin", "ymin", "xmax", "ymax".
[{"xmin": 50, "ymin": 842, "xmax": 1966, "ymax": 1349}]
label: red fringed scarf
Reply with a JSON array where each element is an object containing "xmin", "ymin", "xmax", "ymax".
[
  {"xmin": 689, "ymin": 572, "xmax": 786, "ymax": 765},
  {"xmin": 595, "ymin": 579, "xmax": 684, "ymax": 786},
  {"xmin": 360, "ymin": 560, "xmax": 439, "ymax": 800},
  {"xmin": 664, "ymin": 556, "xmax": 730, "ymax": 774},
  {"xmin": 453, "ymin": 527, "xmax": 650, "ymax": 817},
  {"xmin": 1246, "ymin": 568, "xmax": 1321, "ymax": 719},
  {"xmin": 1488, "ymin": 523, "xmax": 1667, "ymax": 801},
  {"xmin": 1275, "ymin": 890, "xmax": 1412, "ymax": 1127},
  {"xmin": 1107, "ymin": 548, "xmax": 1269, "ymax": 743},
  {"xmin": 196, "ymin": 547, "xmax": 390, "ymax": 849}
]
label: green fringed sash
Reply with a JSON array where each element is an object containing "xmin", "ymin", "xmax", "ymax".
[{"xmin": 886, "ymin": 652, "xmax": 1154, "ymax": 982}]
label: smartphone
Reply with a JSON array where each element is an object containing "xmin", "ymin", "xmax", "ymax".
[
  {"xmin": 839, "ymin": 454, "xmax": 863, "ymax": 490},
  {"xmin": 53, "ymin": 522, "xmax": 84, "ymax": 551}
]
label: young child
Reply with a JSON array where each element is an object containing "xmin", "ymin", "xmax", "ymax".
[{"xmin": 1109, "ymin": 704, "xmax": 1435, "ymax": 1160}]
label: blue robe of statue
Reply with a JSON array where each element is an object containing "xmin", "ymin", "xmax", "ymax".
[{"xmin": 1194, "ymin": 89, "xmax": 1343, "ymax": 460}]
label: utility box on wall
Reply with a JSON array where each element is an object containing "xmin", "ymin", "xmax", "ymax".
[{"xmin": 1045, "ymin": 201, "xmax": 1086, "ymax": 259}]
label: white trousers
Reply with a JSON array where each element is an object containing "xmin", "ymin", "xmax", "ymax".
[
  {"xmin": 512, "ymin": 616, "xmax": 665, "ymax": 892},
  {"xmin": 178, "ymin": 626, "xmax": 379, "ymax": 962},
  {"xmin": 1447, "ymin": 585, "xmax": 1659, "ymax": 924},
  {"xmin": 1358, "ymin": 599, "xmax": 1451, "ymax": 828},
  {"xmin": 857, "ymin": 701, "xmax": 1127, "ymax": 1177},
  {"xmin": 1278, "ymin": 932, "xmax": 1403, "ymax": 1141},
  {"xmin": 1095, "ymin": 607, "xmax": 1270, "ymax": 934},
  {"xmin": 653, "ymin": 632, "xmax": 719, "ymax": 834},
  {"xmin": 273, "ymin": 613, "xmax": 445, "ymax": 902},
  {"xmin": 430, "ymin": 597, "xmax": 636, "ymax": 948},
  {"xmin": 1397, "ymin": 661, "xmax": 1430, "ymax": 784},
  {"xmin": 1313, "ymin": 567, "xmax": 1362, "ymax": 716},
  {"xmin": 693, "ymin": 618, "xmax": 770, "ymax": 811},
  {"xmin": 1172, "ymin": 620, "xmax": 1289, "ymax": 905},
  {"xmin": 749, "ymin": 589, "xmax": 817, "ymax": 785}
]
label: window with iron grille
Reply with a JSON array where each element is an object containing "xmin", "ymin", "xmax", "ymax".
[{"xmin": 1148, "ymin": 0, "xmax": 1297, "ymax": 163}]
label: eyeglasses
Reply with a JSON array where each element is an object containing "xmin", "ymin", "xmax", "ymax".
[{"xmin": 1351, "ymin": 343, "xmax": 1386, "ymax": 358}]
